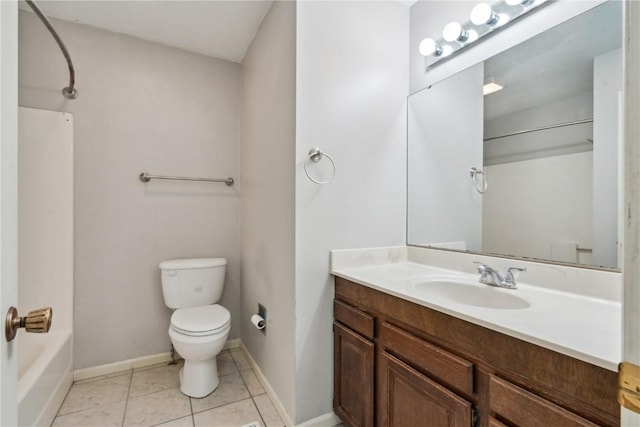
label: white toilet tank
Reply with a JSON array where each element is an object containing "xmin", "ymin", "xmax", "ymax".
[{"xmin": 160, "ymin": 258, "xmax": 227, "ymax": 309}]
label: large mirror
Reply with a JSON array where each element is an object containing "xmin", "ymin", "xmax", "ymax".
[{"xmin": 407, "ymin": 1, "xmax": 622, "ymax": 270}]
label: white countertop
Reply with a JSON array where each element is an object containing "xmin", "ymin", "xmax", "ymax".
[{"xmin": 331, "ymin": 249, "xmax": 621, "ymax": 372}]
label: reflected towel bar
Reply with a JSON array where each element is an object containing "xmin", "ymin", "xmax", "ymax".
[{"xmin": 139, "ymin": 172, "xmax": 234, "ymax": 186}]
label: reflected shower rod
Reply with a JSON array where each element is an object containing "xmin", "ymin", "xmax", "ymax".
[{"xmin": 484, "ymin": 118, "xmax": 593, "ymax": 142}]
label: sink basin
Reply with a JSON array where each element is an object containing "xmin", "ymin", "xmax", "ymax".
[{"xmin": 414, "ymin": 279, "xmax": 531, "ymax": 310}]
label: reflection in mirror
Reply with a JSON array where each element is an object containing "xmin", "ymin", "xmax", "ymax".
[{"xmin": 407, "ymin": 1, "xmax": 622, "ymax": 270}]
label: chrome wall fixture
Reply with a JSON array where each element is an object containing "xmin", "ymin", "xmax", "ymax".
[
  {"xmin": 419, "ymin": 0, "xmax": 549, "ymax": 68},
  {"xmin": 469, "ymin": 167, "xmax": 488, "ymax": 194},
  {"xmin": 304, "ymin": 148, "xmax": 336, "ymax": 185},
  {"xmin": 482, "ymin": 118, "xmax": 594, "ymax": 142},
  {"xmin": 25, "ymin": 0, "xmax": 78, "ymax": 99},
  {"xmin": 139, "ymin": 172, "xmax": 234, "ymax": 186}
]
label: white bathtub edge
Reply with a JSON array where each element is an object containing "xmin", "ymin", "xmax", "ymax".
[
  {"xmin": 18, "ymin": 331, "xmax": 73, "ymax": 427},
  {"xmin": 34, "ymin": 369, "xmax": 72, "ymax": 427},
  {"xmin": 73, "ymin": 338, "xmax": 241, "ymax": 381}
]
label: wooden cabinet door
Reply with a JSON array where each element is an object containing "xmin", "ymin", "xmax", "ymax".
[
  {"xmin": 334, "ymin": 322, "xmax": 374, "ymax": 427},
  {"xmin": 378, "ymin": 351, "xmax": 473, "ymax": 427}
]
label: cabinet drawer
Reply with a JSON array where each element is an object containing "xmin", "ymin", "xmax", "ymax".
[
  {"xmin": 379, "ymin": 322, "xmax": 474, "ymax": 396},
  {"xmin": 489, "ymin": 375, "xmax": 599, "ymax": 427},
  {"xmin": 489, "ymin": 417, "xmax": 508, "ymax": 427},
  {"xmin": 334, "ymin": 300, "xmax": 374, "ymax": 340}
]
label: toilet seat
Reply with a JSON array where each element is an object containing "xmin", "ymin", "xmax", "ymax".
[{"xmin": 171, "ymin": 305, "xmax": 230, "ymax": 337}]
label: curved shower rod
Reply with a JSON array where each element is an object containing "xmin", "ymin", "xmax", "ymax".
[{"xmin": 25, "ymin": 0, "xmax": 78, "ymax": 100}]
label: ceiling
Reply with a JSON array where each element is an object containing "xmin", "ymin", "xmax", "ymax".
[
  {"xmin": 484, "ymin": 0, "xmax": 622, "ymax": 120},
  {"xmin": 19, "ymin": 1, "xmax": 274, "ymax": 63}
]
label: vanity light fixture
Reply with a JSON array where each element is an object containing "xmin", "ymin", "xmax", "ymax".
[
  {"xmin": 419, "ymin": 0, "xmax": 548, "ymax": 67},
  {"xmin": 443, "ymin": 22, "xmax": 469, "ymax": 43},
  {"xmin": 470, "ymin": 3, "xmax": 499, "ymax": 26},
  {"xmin": 419, "ymin": 38, "xmax": 442, "ymax": 57},
  {"xmin": 483, "ymin": 78, "xmax": 505, "ymax": 95},
  {"xmin": 505, "ymin": 0, "xmax": 535, "ymax": 6}
]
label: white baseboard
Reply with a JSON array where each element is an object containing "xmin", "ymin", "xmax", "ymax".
[
  {"xmin": 224, "ymin": 338, "xmax": 241, "ymax": 350},
  {"xmin": 296, "ymin": 412, "xmax": 341, "ymax": 427},
  {"xmin": 239, "ymin": 342, "xmax": 295, "ymax": 427},
  {"xmin": 74, "ymin": 338, "xmax": 242, "ymax": 382},
  {"xmin": 73, "ymin": 352, "xmax": 172, "ymax": 381}
]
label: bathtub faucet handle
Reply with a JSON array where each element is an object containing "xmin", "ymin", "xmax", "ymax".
[{"xmin": 5, "ymin": 306, "xmax": 53, "ymax": 342}]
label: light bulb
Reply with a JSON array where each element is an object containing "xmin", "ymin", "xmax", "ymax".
[
  {"xmin": 418, "ymin": 38, "xmax": 441, "ymax": 56},
  {"xmin": 470, "ymin": 3, "xmax": 499, "ymax": 26},
  {"xmin": 441, "ymin": 45, "xmax": 454, "ymax": 57},
  {"xmin": 442, "ymin": 22, "xmax": 468, "ymax": 43}
]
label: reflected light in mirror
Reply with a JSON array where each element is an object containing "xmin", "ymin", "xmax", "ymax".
[{"xmin": 483, "ymin": 78, "xmax": 505, "ymax": 95}]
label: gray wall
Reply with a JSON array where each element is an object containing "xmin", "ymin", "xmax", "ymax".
[
  {"xmin": 593, "ymin": 48, "xmax": 623, "ymax": 268},
  {"xmin": 407, "ymin": 64, "xmax": 484, "ymax": 251},
  {"xmin": 295, "ymin": 1, "xmax": 409, "ymax": 422},
  {"xmin": 19, "ymin": 11, "xmax": 241, "ymax": 370},
  {"xmin": 240, "ymin": 0, "xmax": 297, "ymax": 420}
]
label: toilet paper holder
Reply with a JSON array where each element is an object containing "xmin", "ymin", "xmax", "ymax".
[{"xmin": 251, "ymin": 304, "xmax": 267, "ymax": 335}]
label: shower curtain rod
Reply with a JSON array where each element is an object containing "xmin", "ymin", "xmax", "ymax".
[
  {"xmin": 25, "ymin": 0, "xmax": 78, "ymax": 100},
  {"xmin": 483, "ymin": 118, "xmax": 593, "ymax": 142}
]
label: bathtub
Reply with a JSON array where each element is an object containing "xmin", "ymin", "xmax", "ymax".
[{"xmin": 18, "ymin": 330, "xmax": 73, "ymax": 427}]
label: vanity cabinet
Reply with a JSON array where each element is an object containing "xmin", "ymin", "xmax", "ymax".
[
  {"xmin": 488, "ymin": 375, "xmax": 599, "ymax": 427},
  {"xmin": 333, "ymin": 301, "xmax": 375, "ymax": 426},
  {"xmin": 333, "ymin": 277, "xmax": 619, "ymax": 427},
  {"xmin": 378, "ymin": 351, "xmax": 473, "ymax": 427}
]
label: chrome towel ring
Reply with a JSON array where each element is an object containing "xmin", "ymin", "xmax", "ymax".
[
  {"xmin": 469, "ymin": 167, "xmax": 487, "ymax": 194},
  {"xmin": 304, "ymin": 148, "xmax": 336, "ymax": 184}
]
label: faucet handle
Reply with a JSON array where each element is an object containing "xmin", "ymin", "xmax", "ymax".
[
  {"xmin": 505, "ymin": 267, "xmax": 526, "ymax": 282},
  {"xmin": 473, "ymin": 261, "xmax": 488, "ymax": 273}
]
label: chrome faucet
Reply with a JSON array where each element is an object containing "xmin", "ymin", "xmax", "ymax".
[{"xmin": 473, "ymin": 262, "xmax": 526, "ymax": 289}]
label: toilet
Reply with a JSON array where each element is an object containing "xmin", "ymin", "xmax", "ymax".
[{"xmin": 160, "ymin": 258, "xmax": 231, "ymax": 398}]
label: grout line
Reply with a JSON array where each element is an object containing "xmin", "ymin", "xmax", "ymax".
[
  {"xmin": 190, "ymin": 396, "xmax": 196, "ymax": 427},
  {"xmin": 238, "ymin": 343, "xmax": 293, "ymax": 426},
  {"xmin": 250, "ymin": 395, "xmax": 267, "ymax": 427},
  {"xmin": 236, "ymin": 355, "xmax": 268, "ymax": 427},
  {"xmin": 120, "ymin": 369, "xmax": 133, "ymax": 427},
  {"xmin": 51, "ymin": 382, "xmax": 74, "ymax": 421},
  {"xmin": 191, "ymin": 395, "xmax": 255, "ymax": 416}
]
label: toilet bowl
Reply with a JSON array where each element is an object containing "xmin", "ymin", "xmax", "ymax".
[
  {"xmin": 169, "ymin": 304, "xmax": 231, "ymax": 397},
  {"xmin": 159, "ymin": 258, "xmax": 230, "ymax": 398}
]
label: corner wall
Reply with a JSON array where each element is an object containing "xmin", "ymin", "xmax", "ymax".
[
  {"xmin": 240, "ymin": 1, "xmax": 297, "ymax": 421},
  {"xmin": 19, "ymin": 12, "xmax": 241, "ymax": 370},
  {"xmin": 295, "ymin": 1, "xmax": 409, "ymax": 422}
]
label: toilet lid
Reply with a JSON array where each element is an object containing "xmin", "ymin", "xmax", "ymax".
[{"xmin": 171, "ymin": 305, "xmax": 230, "ymax": 335}]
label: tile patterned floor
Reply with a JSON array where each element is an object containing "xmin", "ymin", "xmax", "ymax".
[{"xmin": 52, "ymin": 349, "xmax": 285, "ymax": 427}]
